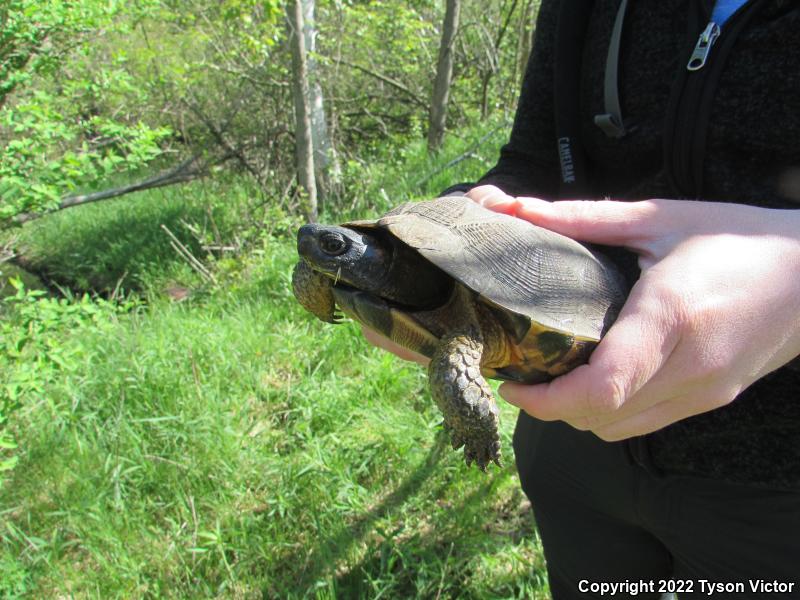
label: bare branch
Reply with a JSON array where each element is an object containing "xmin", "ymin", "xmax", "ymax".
[
  {"xmin": 331, "ymin": 58, "xmax": 428, "ymax": 109},
  {"xmin": 414, "ymin": 121, "xmax": 509, "ymax": 188},
  {"xmin": 184, "ymin": 98, "xmax": 266, "ymax": 187},
  {"xmin": 13, "ymin": 155, "xmax": 229, "ymax": 224},
  {"xmin": 160, "ymin": 224, "xmax": 216, "ymax": 284},
  {"xmin": 494, "ymin": 0, "xmax": 520, "ymax": 51}
]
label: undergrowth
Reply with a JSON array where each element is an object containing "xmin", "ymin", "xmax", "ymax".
[{"xmin": 0, "ymin": 120, "xmax": 550, "ymax": 598}]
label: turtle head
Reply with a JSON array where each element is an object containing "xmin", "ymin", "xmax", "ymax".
[
  {"xmin": 297, "ymin": 222, "xmax": 452, "ymax": 309},
  {"xmin": 297, "ymin": 224, "xmax": 390, "ymax": 291}
]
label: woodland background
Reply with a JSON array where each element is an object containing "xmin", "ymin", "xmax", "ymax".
[{"xmin": 1, "ymin": 1, "xmax": 550, "ymax": 597}]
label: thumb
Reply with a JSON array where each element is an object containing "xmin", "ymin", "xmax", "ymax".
[{"xmin": 490, "ymin": 198, "xmax": 665, "ymax": 250}]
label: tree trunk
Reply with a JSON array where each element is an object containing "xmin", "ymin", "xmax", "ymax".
[
  {"xmin": 481, "ymin": 0, "xmax": 518, "ymax": 121},
  {"xmin": 515, "ymin": 0, "xmax": 537, "ymax": 88},
  {"xmin": 427, "ymin": 0, "xmax": 461, "ymax": 153},
  {"xmin": 301, "ymin": 0, "xmax": 338, "ymax": 203},
  {"xmin": 288, "ymin": 0, "xmax": 318, "ymax": 221}
]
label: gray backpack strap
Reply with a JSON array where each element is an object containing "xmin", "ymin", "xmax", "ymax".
[{"xmin": 594, "ymin": 0, "xmax": 629, "ymax": 138}]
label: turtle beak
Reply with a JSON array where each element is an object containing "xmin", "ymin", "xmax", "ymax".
[{"xmin": 296, "ymin": 224, "xmax": 319, "ymax": 261}]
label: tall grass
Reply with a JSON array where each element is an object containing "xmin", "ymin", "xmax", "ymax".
[{"xmin": 1, "ymin": 121, "xmax": 550, "ymax": 598}]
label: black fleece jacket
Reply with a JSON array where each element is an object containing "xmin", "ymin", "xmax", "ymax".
[{"xmin": 449, "ymin": 0, "xmax": 800, "ymax": 489}]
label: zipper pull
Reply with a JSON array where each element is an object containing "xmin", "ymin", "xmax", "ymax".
[{"xmin": 687, "ymin": 22, "xmax": 721, "ymax": 71}]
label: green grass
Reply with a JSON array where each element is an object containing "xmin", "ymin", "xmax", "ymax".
[
  {"xmin": 1, "ymin": 125, "xmax": 550, "ymax": 598},
  {"xmin": 10, "ymin": 177, "xmax": 270, "ymax": 295}
]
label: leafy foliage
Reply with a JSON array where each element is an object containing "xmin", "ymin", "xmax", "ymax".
[
  {"xmin": 1, "ymin": 0, "xmax": 538, "ymax": 223},
  {"xmin": 0, "ymin": 91, "xmax": 170, "ymax": 222},
  {"xmin": 0, "ymin": 0, "xmax": 171, "ymax": 224},
  {"xmin": 0, "ymin": 279, "xmax": 136, "ymax": 481},
  {"xmin": 0, "ymin": 0, "xmax": 116, "ymax": 102}
]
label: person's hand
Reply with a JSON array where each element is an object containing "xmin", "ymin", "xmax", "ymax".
[{"xmin": 466, "ymin": 185, "xmax": 800, "ymax": 441}]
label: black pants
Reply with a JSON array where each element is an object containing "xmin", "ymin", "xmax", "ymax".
[{"xmin": 513, "ymin": 413, "xmax": 800, "ymax": 599}]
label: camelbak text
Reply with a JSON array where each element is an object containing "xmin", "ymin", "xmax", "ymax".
[{"xmin": 558, "ymin": 136, "xmax": 576, "ymax": 184}]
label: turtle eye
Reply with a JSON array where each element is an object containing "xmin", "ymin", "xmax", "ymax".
[{"xmin": 319, "ymin": 232, "xmax": 348, "ymax": 256}]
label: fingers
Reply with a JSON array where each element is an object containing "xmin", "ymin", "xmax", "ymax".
[
  {"xmin": 511, "ymin": 198, "xmax": 665, "ymax": 249},
  {"xmin": 589, "ymin": 400, "xmax": 691, "ymax": 441},
  {"xmin": 465, "ymin": 185, "xmax": 519, "ymax": 214},
  {"xmin": 466, "ymin": 188, "xmax": 674, "ymax": 251},
  {"xmin": 361, "ymin": 325, "xmax": 430, "ymax": 366},
  {"xmin": 589, "ymin": 389, "xmax": 730, "ymax": 441},
  {"xmin": 461, "ymin": 191, "xmax": 800, "ymax": 441}
]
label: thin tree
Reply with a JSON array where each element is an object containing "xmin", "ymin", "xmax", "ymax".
[
  {"xmin": 478, "ymin": 0, "xmax": 518, "ymax": 120},
  {"xmin": 300, "ymin": 0, "xmax": 339, "ymax": 202},
  {"xmin": 427, "ymin": 0, "xmax": 461, "ymax": 152},
  {"xmin": 514, "ymin": 0, "xmax": 538, "ymax": 88},
  {"xmin": 288, "ymin": 0, "xmax": 318, "ymax": 221}
]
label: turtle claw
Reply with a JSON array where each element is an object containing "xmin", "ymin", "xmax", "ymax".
[
  {"xmin": 466, "ymin": 450, "xmax": 484, "ymax": 472},
  {"xmin": 491, "ymin": 441, "xmax": 503, "ymax": 468},
  {"xmin": 449, "ymin": 433, "xmax": 466, "ymax": 451},
  {"xmin": 462, "ymin": 439, "xmax": 501, "ymax": 472}
]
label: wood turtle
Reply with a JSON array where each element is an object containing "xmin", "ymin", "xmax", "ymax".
[{"xmin": 292, "ymin": 195, "xmax": 629, "ymax": 470}]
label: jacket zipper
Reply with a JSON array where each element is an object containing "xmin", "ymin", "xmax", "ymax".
[
  {"xmin": 665, "ymin": 1, "xmax": 762, "ymax": 197},
  {"xmin": 687, "ymin": 21, "xmax": 722, "ymax": 71}
]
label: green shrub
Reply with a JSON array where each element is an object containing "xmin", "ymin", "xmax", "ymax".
[{"xmin": 0, "ymin": 279, "xmax": 135, "ymax": 484}]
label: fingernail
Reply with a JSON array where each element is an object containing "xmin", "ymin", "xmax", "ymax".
[{"xmin": 480, "ymin": 196, "xmax": 509, "ymax": 209}]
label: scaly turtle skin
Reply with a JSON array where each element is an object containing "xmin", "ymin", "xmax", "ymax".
[{"xmin": 292, "ymin": 196, "xmax": 629, "ymax": 470}]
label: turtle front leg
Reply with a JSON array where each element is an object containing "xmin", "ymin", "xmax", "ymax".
[
  {"xmin": 291, "ymin": 261, "xmax": 342, "ymax": 323},
  {"xmin": 428, "ymin": 329, "xmax": 502, "ymax": 470}
]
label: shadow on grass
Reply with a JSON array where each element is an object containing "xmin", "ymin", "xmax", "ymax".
[
  {"xmin": 276, "ymin": 434, "xmax": 530, "ymax": 597},
  {"xmin": 281, "ymin": 435, "xmax": 450, "ymax": 593},
  {"xmin": 331, "ymin": 470, "xmax": 539, "ymax": 598}
]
